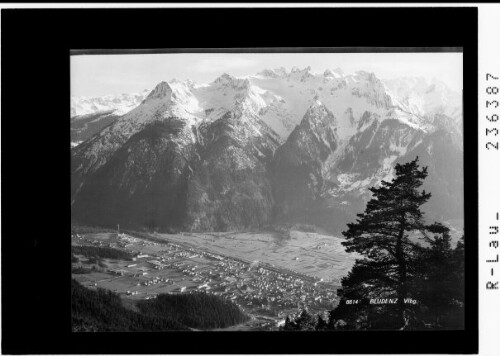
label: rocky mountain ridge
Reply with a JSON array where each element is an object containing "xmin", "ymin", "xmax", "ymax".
[{"xmin": 71, "ymin": 68, "xmax": 463, "ymax": 234}]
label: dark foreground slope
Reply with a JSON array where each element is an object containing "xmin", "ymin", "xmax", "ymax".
[
  {"xmin": 71, "ymin": 279, "xmax": 248, "ymax": 331},
  {"xmin": 72, "ymin": 279, "xmax": 186, "ymax": 331},
  {"xmin": 137, "ymin": 292, "xmax": 250, "ymax": 329}
]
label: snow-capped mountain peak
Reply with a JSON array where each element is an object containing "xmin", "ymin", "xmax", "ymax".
[
  {"xmin": 323, "ymin": 69, "xmax": 343, "ymax": 79},
  {"xmin": 213, "ymin": 73, "xmax": 247, "ymax": 87},
  {"xmin": 72, "ymin": 67, "xmax": 464, "ymax": 237},
  {"xmin": 302, "ymin": 100, "xmax": 337, "ymax": 129},
  {"xmin": 291, "ymin": 66, "xmax": 311, "ymax": 74},
  {"xmin": 72, "ymin": 68, "xmax": 462, "ymax": 147},
  {"xmin": 146, "ymin": 81, "xmax": 172, "ymax": 100},
  {"xmin": 383, "ymin": 76, "xmax": 462, "ymax": 123},
  {"xmin": 257, "ymin": 69, "xmax": 280, "ymax": 78},
  {"xmin": 307, "ymin": 98, "xmax": 327, "ymax": 112},
  {"xmin": 353, "ymin": 70, "xmax": 377, "ymax": 82},
  {"xmin": 71, "ymin": 89, "xmax": 150, "ymax": 117}
]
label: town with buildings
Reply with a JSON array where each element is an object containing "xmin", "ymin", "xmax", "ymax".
[{"xmin": 72, "ymin": 230, "xmax": 340, "ymax": 330}]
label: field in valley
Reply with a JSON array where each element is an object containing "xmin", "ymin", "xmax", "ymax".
[
  {"xmin": 72, "ymin": 228, "xmax": 358, "ymax": 330},
  {"xmin": 159, "ymin": 230, "xmax": 358, "ymax": 284}
]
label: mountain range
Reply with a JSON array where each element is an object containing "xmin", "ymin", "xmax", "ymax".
[{"xmin": 71, "ymin": 67, "xmax": 463, "ymax": 235}]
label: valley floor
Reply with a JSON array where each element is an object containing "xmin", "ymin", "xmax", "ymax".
[
  {"xmin": 158, "ymin": 230, "xmax": 357, "ymax": 284},
  {"xmin": 72, "ymin": 229, "xmax": 356, "ymax": 330}
]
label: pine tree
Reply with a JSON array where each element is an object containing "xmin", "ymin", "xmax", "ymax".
[
  {"xmin": 295, "ymin": 309, "xmax": 317, "ymax": 330},
  {"xmin": 283, "ymin": 315, "xmax": 297, "ymax": 330},
  {"xmin": 337, "ymin": 157, "xmax": 433, "ymax": 329},
  {"xmin": 315, "ymin": 314, "xmax": 328, "ymax": 330},
  {"xmin": 412, "ymin": 228, "xmax": 465, "ymax": 328}
]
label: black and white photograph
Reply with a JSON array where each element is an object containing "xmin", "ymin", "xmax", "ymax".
[
  {"xmin": 70, "ymin": 50, "xmax": 465, "ymax": 332},
  {"xmin": 2, "ymin": 5, "xmax": 486, "ymax": 354}
]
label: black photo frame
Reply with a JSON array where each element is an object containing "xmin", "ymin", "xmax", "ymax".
[{"xmin": 1, "ymin": 6, "xmax": 478, "ymax": 354}]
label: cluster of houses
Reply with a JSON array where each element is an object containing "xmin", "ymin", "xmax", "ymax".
[
  {"xmin": 136, "ymin": 246, "xmax": 338, "ymax": 318},
  {"xmin": 139, "ymin": 275, "xmax": 174, "ymax": 287},
  {"xmin": 74, "ymin": 232, "xmax": 338, "ymax": 323},
  {"xmin": 148, "ymin": 260, "xmax": 168, "ymax": 270}
]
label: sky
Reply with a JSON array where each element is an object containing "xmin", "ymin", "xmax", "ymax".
[{"xmin": 71, "ymin": 52, "xmax": 463, "ymax": 97}]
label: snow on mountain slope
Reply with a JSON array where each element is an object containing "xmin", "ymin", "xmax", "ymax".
[
  {"xmin": 383, "ymin": 76, "xmax": 462, "ymax": 123},
  {"xmin": 71, "ymin": 68, "xmax": 462, "ymax": 144},
  {"xmin": 250, "ymin": 68, "xmax": 462, "ymax": 142},
  {"xmin": 71, "ymin": 111, "xmax": 122, "ymax": 146},
  {"xmin": 185, "ymin": 107, "xmax": 280, "ymax": 231},
  {"xmin": 72, "ymin": 77, "xmax": 281, "ymax": 231},
  {"xmin": 71, "ymin": 68, "xmax": 463, "ymax": 233},
  {"xmin": 250, "ymin": 68, "xmax": 401, "ymax": 140},
  {"xmin": 191, "ymin": 73, "xmax": 288, "ymax": 136},
  {"xmin": 272, "ymin": 101, "xmax": 340, "ymax": 219},
  {"xmin": 71, "ymin": 67, "xmax": 462, "ymax": 188},
  {"xmin": 71, "ymin": 89, "xmax": 150, "ymax": 117},
  {"xmin": 71, "ymin": 81, "xmax": 203, "ymax": 200}
]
